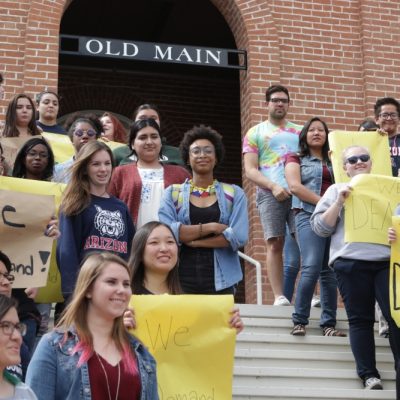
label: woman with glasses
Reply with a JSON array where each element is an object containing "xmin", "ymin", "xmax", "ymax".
[
  {"xmin": 26, "ymin": 252, "xmax": 158, "ymax": 400},
  {"xmin": 0, "ymin": 294, "xmax": 37, "ymax": 399},
  {"xmin": 1, "ymin": 94, "xmax": 41, "ymax": 138},
  {"xmin": 57, "ymin": 141, "xmax": 135, "ymax": 302},
  {"xmin": 159, "ymin": 125, "xmax": 248, "ymax": 294},
  {"xmin": 285, "ymin": 117, "xmax": 344, "ymax": 337},
  {"xmin": 11, "ymin": 138, "xmax": 58, "ymax": 360},
  {"xmin": 12, "ymin": 137, "xmax": 54, "ymax": 181},
  {"xmin": 53, "ymin": 116, "xmax": 101, "ymax": 183},
  {"xmin": 108, "ymin": 119, "xmax": 190, "ymax": 229},
  {"xmin": 311, "ymin": 145, "xmax": 400, "ymax": 391},
  {"xmin": 35, "ymin": 91, "xmax": 66, "ymax": 135}
]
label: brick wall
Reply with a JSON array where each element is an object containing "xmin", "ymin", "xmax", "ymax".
[{"xmin": 2, "ymin": 0, "xmax": 400, "ymax": 304}]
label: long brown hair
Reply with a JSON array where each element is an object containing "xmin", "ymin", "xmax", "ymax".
[
  {"xmin": 101, "ymin": 112, "xmax": 127, "ymax": 144},
  {"xmin": 60, "ymin": 141, "xmax": 114, "ymax": 216},
  {"xmin": 57, "ymin": 253, "xmax": 135, "ymax": 369},
  {"xmin": 2, "ymin": 94, "xmax": 41, "ymax": 137}
]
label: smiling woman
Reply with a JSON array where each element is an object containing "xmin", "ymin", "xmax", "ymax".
[
  {"xmin": 0, "ymin": 295, "xmax": 37, "ymax": 399},
  {"xmin": 108, "ymin": 119, "xmax": 190, "ymax": 229},
  {"xmin": 26, "ymin": 253, "xmax": 158, "ymax": 400},
  {"xmin": 57, "ymin": 141, "xmax": 135, "ymax": 301},
  {"xmin": 159, "ymin": 125, "xmax": 249, "ymax": 295},
  {"xmin": 310, "ymin": 145, "xmax": 400, "ymax": 392}
]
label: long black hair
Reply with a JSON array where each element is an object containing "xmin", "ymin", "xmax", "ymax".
[
  {"xmin": 298, "ymin": 117, "xmax": 330, "ymax": 161},
  {"xmin": 12, "ymin": 137, "xmax": 55, "ymax": 180}
]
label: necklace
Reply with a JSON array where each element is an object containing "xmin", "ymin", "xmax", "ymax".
[
  {"xmin": 189, "ymin": 179, "xmax": 217, "ymax": 197},
  {"xmin": 96, "ymin": 352, "xmax": 121, "ymax": 400}
]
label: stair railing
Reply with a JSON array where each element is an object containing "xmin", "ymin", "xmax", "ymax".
[{"xmin": 238, "ymin": 251, "xmax": 262, "ymax": 305}]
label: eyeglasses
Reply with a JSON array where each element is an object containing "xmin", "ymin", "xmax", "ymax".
[
  {"xmin": 26, "ymin": 151, "xmax": 49, "ymax": 159},
  {"xmin": 73, "ymin": 129, "xmax": 97, "ymax": 137},
  {"xmin": 0, "ymin": 321, "xmax": 26, "ymax": 337},
  {"xmin": 189, "ymin": 146, "xmax": 215, "ymax": 156},
  {"xmin": 379, "ymin": 113, "xmax": 399, "ymax": 120},
  {"xmin": 345, "ymin": 154, "xmax": 370, "ymax": 165},
  {"xmin": 270, "ymin": 98, "xmax": 289, "ymax": 104},
  {"xmin": 0, "ymin": 272, "xmax": 14, "ymax": 283}
]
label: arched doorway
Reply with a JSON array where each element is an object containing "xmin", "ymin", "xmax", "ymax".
[{"xmin": 58, "ymin": 0, "xmax": 242, "ymax": 186}]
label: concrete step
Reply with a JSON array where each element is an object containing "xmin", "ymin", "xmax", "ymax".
[
  {"xmin": 236, "ymin": 332, "xmax": 392, "ymax": 353},
  {"xmin": 233, "ymin": 304, "xmax": 396, "ymax": 400},
  {"xmin": 233, "ymin": 386, "xmax": 396, "ymax": 399},
  {"xmin": 234, "ymin": 348, "xmax": 394, "ymax": 370},
  {"xmin": 233, "ymin": 366, "xmax": 395, "ymax": 390}
]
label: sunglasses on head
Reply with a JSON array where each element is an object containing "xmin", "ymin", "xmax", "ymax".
[
  {"xmin": 346, "ymin": 154, "xmax": 370, "ymax": 165},
  {"xmin": 73, "ymin": 129, "xmax": 97, "ymax": 137}
]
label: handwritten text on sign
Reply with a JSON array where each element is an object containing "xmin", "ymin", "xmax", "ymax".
[
  {"xmin": 0, "ymin": 189, "xmax": 55, "ymax": 288},
  {"xmin": 130, "ymin": 295, "xmax": 235, "ymax": 400},
  {"xmin": 344, "ymin": 174, "xmax": 400, "ymax": 245}
]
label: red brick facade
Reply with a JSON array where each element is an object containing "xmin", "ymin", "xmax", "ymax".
[{"xmin": 1, "ymin": 0, "xmax": 400, "ymax": 304}]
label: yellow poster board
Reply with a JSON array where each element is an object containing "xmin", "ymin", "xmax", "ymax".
[
  {"xmin": 42, "ymin": 132, "xmax": 125, "ymax": 163},
  {"xmin": 390, "ymin": 216, "xmax": 400, "ymax": 328},
  {"xmin": 328, "ymin": 131, "xmax": 391, "ymax": 183},
  {"xmin": 0, "ymin": 190, "xmax": 55, "ymax": 288},
  {"xmin": 344, "ymin": 174, "xmax": 400, "ymax": 245},
  {"xmin": 42, "ymin": 132, "xmax": 75, "ymax": 163},
  {"xmin": 0, "ymin": 176, "xmax": 66, "ymax": 302},
  {"xmin": 130, "ymin": 295, "xmax": 236, "ymax": 399}
]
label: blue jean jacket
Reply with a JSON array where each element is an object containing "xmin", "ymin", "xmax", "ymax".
[
  {"xmin": 292, "ymin": 155, "xmax": 333, "ymax": 213},
  {"xmin": 26, "ymin": 329, "xmax": 158, "ymax": 400},
  {"xmin": 159, "ymin": 180, "xmax": 249, "ymax": 291}
]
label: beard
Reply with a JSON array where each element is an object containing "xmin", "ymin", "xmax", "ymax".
[{"xmin": 270, "ymin": 109, "xmax": 287, "ymax": 120}]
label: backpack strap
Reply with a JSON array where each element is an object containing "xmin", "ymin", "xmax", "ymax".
[
  {"xmin": 221, "ymin": 183, "xmax": 234, "ymax": 213},
  {"xmin": 171, "ymin": 184, "xmax": 184, "ymax": 213}
]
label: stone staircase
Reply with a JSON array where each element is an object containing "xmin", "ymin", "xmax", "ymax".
[{"xmin": 233, "ymin": 304, "xmax": 396, "ymax": 400}]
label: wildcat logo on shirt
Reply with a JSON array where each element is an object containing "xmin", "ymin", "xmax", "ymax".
[
  {"xmin": 94, "ymin": 205, "xmax": 125, "ymax": 238},
  {"xmin": 84, "ymin": 205, "xmax": 128, "ymax": 254}
]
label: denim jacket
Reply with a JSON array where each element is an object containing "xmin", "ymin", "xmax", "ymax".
[
  {"xmin": 26, "ymin": 329, "xmax": 158, "ymax": 400},
  {"xmin": 292, "ymin": 155, "xmax": 333, "ymax": 213},
  {"xmin": 159, "ymin": 179, "xmax": 249, "ymax": 291}
]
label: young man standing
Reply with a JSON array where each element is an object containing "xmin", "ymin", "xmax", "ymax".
[
  {"xmin": 243, "ymin": 85, "xmax": 302, "ymax": 305},
  {"xmin": 374, "ymin": 97, "xmax": 400, "ymax": 177}
]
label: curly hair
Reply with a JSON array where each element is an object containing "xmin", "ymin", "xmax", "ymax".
[{"xmin": 179, "ymin": 124, "xmax": 225, "ymax": 167}]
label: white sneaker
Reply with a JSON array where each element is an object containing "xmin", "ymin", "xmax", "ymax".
[
  {"xmin": 311, "ymin": 295, "xmax": 321, "ymax": 308},
  {"xmin": 273, "ymin": 295, "xmax": 290, "ymax": 306},
  {"xmin": 364, "ymin": 377, "xmax": 383, "ymax": 390}
]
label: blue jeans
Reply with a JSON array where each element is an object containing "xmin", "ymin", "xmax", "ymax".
[
  {"xmin": 333, "ymin": 258, "xmax": 400, "ymax": 386},
  {"xmin": 292, "ymin": 211, "xmax": 337, "ymax": 327},
  {"xmin": 283, "ymin": 225, "xmax": 300, "ymax": 302}
]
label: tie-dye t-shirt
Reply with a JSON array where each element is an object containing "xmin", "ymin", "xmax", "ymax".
[{"xmin": 243, "ymin": 120, "xmax": 302, "ymax": 189}]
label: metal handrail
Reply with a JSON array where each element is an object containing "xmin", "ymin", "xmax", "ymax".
[{"xmin": 238, "ymin": 251, "xmax": 262, "ymax": 305}]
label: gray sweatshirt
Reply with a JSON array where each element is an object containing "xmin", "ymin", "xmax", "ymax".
[{"xmin": 310, "ymin": 183, "xmax": 390, "ymax": 265}]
